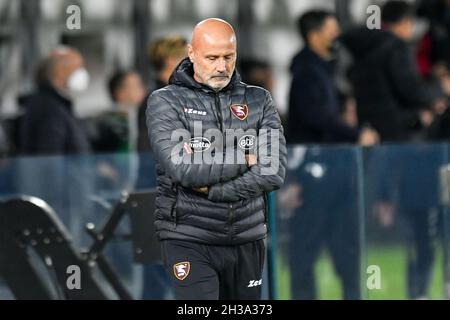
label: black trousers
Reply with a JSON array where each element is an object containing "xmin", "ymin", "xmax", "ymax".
[{"xmin": 160, "ymin": 239, "xmax": 266, "ymax": 300}]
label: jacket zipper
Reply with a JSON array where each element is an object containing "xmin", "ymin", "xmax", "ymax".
[
  {"xmin": 214, "ymin": 92, "xmax": 224, "ymax": 131},
  {"xmin": 214, "ymin": 92, "xmax": 233, "ymax": 240},
  {"xmin": 215, "ymin": 92, "xmax": 232, "ymax": 240},
  {"xmin": 229, "ymin": 203, "xmax": 234, "ymax": 241}
]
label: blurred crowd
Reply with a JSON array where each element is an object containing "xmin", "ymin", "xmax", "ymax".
[
  {"xmin": 0, "ymin": 34, "xmax": 278, "ymax": 158},
  {"xmin": 0, "ymin": 36, "xmax": 188, "ymax": 157},
  {"xmin": 0, "ymin": 1, "xmax": 448, "ymax": 157},
  {"xmin": 280, "ymin": 0, "xmax": 450, "ymax": 301},
  {"xmin": 286, "ymin": 0, "xmax": 450, "ymax": 146}
]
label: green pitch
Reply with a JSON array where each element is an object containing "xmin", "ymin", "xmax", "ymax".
[{"xmin": 276, "ymin": 245, "xmax": 445, "ymax": 300}]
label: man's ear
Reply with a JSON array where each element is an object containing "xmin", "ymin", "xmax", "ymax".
[
  {"xmin": 187, "ymin": 44, "xmax": 195, "ymax": 63},
  {"xmin": 307, "ymin": 32, "xmax": 317, "ymax": 47}
]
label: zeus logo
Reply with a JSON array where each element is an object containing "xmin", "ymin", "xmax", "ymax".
[{"xmin": 247, "ymin": 279, "xmax": 262, "ymax": 287}]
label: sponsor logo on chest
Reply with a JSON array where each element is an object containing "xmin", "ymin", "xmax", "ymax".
[
  {"xmin": 184, "ymin": 107, "xmax": 207, "ymax": 116},
  {"xmin": 230, "ymin": 104, "xmax": 249, "ymax": 120}
]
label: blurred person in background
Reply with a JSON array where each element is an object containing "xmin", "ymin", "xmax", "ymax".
[
  {"xmin": 416, "ymin": 0, "xmax": 450, "ymax": 76},
  {"xmin": 0, "ymin": 121, "xmax": 10, "ymax": 194},
  {"xmin": 415, "ymin": 0, "xmax": 450, "ymax": 139},
  {"xmin": 238, "ymin": 58, "xmax": 274, "ymax": 92},
  {"xmin": 137, "ymin": 36, "xmax": 187, "ymax": 152},
  {"xmin": 340, "ymin": 0, "xmax": 445, "ymax": 142},
  {"xmin": 286, "ymin": 10, "xmax": 373, "ymax": 300},
  {"xmin": 338, "ymin": 93, "xmax": 359, "ymax": 129},
  {"xmin": 239, "ymin": 58, "xmax": 288, "ymax": 127},
  {"xmin": 82, "ymin": 70, "xmax": 146, "ymax": 298},
  {"xmin": 287, "ymin": 10, "xmax": 378, "ymax": 145},
  {"xmin": 0, "ymin": 121, "xmax": 8, "ymax": 156},
  {"xmin": 341, "ymin": 1, "xmax": 447, "ymax": 298},
  {"xmin": 19, "ymin": 46, "xmax": 90, "ymax": 155},
  {"xmin": 92, "ymin": 70, "xmax": 145, "ymax": 154},
  {"xmin": 15, "ymin": 47, "xmax": 94, "ymax": 256},
  {"xmin": 91, "ymin": 70, "xmax": 146, "ymax": 193},
  {"xmin": 137, "ymin": 36, "xmax": 186, "ymax": 300}
]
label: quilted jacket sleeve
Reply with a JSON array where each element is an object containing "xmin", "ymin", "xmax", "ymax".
[{"xmin": 207, "ymin": 90, "xmax": 287, "ymax": 202}]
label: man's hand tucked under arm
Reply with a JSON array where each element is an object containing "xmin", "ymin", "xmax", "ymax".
[
  {"xmin": 193, "ymin": 186, "xmax": 208, "ymax": 194},
  {"xmin": 191, "ymin": 155, "xmax": 257, "ymax": 194}
]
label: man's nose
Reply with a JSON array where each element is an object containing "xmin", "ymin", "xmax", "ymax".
[{"xmin": 216, "ymin": 59, "xmax": 227, "ymax": 72}]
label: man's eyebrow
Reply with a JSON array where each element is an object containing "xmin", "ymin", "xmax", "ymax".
[{"xmin": 204, "ymin": 52, "xmax": 235, "ymax": 57}]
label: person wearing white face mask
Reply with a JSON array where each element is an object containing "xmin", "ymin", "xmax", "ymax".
[
  {"xmin": 19, "ymin": 46, "xmax": 91, "ymax": 155},
  {"xmin": 67, "ymin": 66, "xmax": 90, "ymax": 93}
]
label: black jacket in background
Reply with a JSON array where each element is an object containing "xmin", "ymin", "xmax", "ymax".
[
  {"xmin": 19, "ymin": 86, "xmax": 90, "ymax": 155},
  {"xmin": 287, "ymin": 47, "xmax": 359, "ymax": 144},
  {"xmin": 137, "ymin": 79, "xmax": 165, "ymax": 152},
  {"xmin": 340, "ymin": 28, "xmax": 436, "ymax": 142},
  {"xmin": 135, "ymin": 79, "xmax": 165, "ymax": 190}
]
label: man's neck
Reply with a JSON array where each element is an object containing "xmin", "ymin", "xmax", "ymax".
[
  {"xmin": 308, "ymin": 43, "xmax": 330, "ymax": 61},
  {"xmin": 115, "ymin": 103, "xmax": 135, "ymax": 114},
  {"xmin": 193, "ymin": 72, "xmax": 202, "ymax": 85},
  {"xmin": 390, "ymin": 29, "xmax": 406, "ymax": 42},
  {"xmin": 49, "ymin": 80, "xmax": 72, "ymax": 100},
  {"xmin": 384, "ymin": 24, "xmax": 407, "ymax": 42}
]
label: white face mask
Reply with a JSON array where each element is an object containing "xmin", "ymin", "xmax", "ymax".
[{"xmin": 67, "ymin": 67, "xmax": 89, "ymax": 92}]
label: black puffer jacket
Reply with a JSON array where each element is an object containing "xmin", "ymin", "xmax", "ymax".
[
  {"xmin": 19, "ymin": 85, "xmax": 90, "ymax": 155},
  {"xmin": 146, "ymin": 58, "xmax": 287, "ymax": 245}
]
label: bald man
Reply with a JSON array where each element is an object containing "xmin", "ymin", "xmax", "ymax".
[
  {"xmin": 146, "ymin": 19, "xmax": 287, "ymax": 300},
  {"xmin": 20, "ymin": 46, "xmax": 90, "ymax": 155}
]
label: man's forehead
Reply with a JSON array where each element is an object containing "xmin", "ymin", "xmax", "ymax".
[
  {"xmin": 202, "ymin": 32, "xmax": 235, "ymax": 44},
  {"xmin": 196, "ymin": 40, "xmax": 236, "ymax": 54},
  {"xmin": 324, "ymin": 16, "xmax": 338, "ymax": 27},
  {"xmin": 50, "ymin": 51, "xmax": 83, "ymax": 68},
  {"xmin": 193, "ymin": 34, "xmax": 236, "ymax": 49}
]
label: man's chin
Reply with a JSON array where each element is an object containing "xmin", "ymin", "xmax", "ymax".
[{"xmin": 208, "ymin": 79, "xmax": 230, "ymax": 91}]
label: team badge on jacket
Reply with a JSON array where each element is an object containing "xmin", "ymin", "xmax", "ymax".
[
  {"xmin": 230, "ymin": 104, "xmax": 248, "ymax": 120},
  {"xmin": 173, "ymin": 261, "xmax": 190, "ymax": 280}
]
